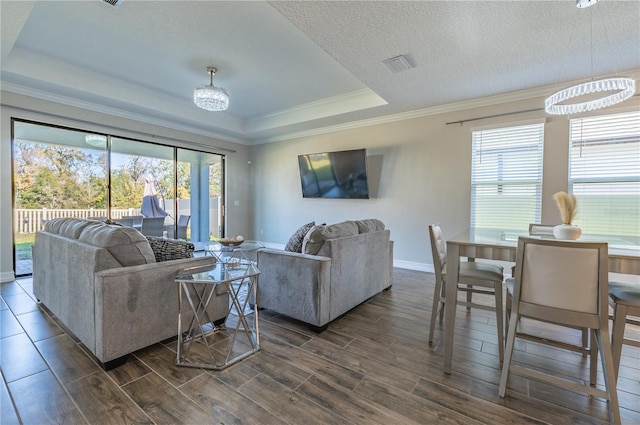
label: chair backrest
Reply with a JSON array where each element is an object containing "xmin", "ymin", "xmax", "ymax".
[
  {"xmin": 513, "ymin": 237, "xmax": 608, "ymax": 328},
  {"xmin": 115, "ymin": 217, "xmax": 134, "ymax": 227},
  {"xmin": 428, "ymin": 224, "xmax": 447, "ymax": 276},
  {"xmin": 141, "ymin": 217, "xmax": 165, "ymax": 237},
  {"xmin": 177, "ymin": 215, "xmax": 190, "ymax": 226},
  {"xmin": 124, "ymin": 215, "xmax": 143, "ymax": 226},
  {"xmin": 528, "ymin": 223, "xmax": 556, "ymax": 237}
]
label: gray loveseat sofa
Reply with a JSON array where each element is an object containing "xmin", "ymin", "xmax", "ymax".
[
  {"xmin": 33, "ymin": 217, "xmax": 227, "ymax": 369},
  {"xmin": 256, "ymin": 219, "xmax": 393, "ymax": 332}
]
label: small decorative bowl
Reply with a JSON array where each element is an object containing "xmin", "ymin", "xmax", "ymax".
[{"xmin": 219, "ymin": 238, "xmax": 243, "ymax": 246}]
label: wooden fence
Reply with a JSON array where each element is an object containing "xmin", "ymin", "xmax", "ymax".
[{"xmin": 14, "ymin": 208, "xmax": 142, "ymax": 234}]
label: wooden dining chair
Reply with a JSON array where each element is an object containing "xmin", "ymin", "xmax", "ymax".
[
  {"xmin": 428, "ymin": 224, "xmax": 505, "ymax": 360},
  {"xmin": 528, "ymin": 223, "xmax": 557, "ymax": 237},
  {"xmin": 507, "ymin": 223, "xmax": 590, "ymax": 356},
  {"xmin": 499, "ymin": 237, "xmax": 620, "ymax": 425},
  {"xmin": 608, "ymin": 276, "xmax": 640, "ymax": 379}
]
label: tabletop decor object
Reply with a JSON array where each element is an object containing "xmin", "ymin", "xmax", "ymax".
[
  {"xmin": 553, "ymin": 191, "xmax": 582, "ymax": 240},
  {"xmin": 218, "ymin": 235, "xmax": 245, "ymax": 246}
]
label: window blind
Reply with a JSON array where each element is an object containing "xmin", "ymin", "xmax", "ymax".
[
  {"xmin": 569, "ymin": 110, "xmax": 640, "ymax": 244},
  {"xmin": 471, "ymin": 123, "xmax": 544, "ymax": 231}
]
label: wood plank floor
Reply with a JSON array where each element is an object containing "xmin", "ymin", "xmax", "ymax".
[{"xmin": 1, "ymin": 268, "xmax": 639, "ymax": 424}]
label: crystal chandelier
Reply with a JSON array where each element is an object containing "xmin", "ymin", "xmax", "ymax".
[
  {"xmin": 194, "ymin": 67, "xmax": 229, "ymax": 111},
  {"xmin": 545, "ymin": 1, "xmax": 636, "ymax": 115}
]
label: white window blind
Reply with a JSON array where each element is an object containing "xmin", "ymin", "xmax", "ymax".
[
  {"xmin": 471, "ymin": 123, "xmax": 544, "ymax": 231},
  {"xmin": 569, "ymin": 110, "xmax": 640, "ymax": 245}
]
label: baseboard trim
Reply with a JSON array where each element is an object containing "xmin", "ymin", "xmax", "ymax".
[
  {"xmin": 393, "ymin": 260, "xmax": 434, "ymax": 273},
  {"xmin": 1, "ymin": 271, "xmax": 16, "ymax": 283}
]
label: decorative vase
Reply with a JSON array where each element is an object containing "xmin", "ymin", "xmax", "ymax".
[{"xmin": 553, "ymin": 224, "xmax": 582, "ymax": 240}]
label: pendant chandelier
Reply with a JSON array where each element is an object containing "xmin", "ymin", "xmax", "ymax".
[
  {"xmin": 85, "ymin": 134, "xmax": 107, "ymax": 148},
  {"xmin": 545, "ymin": 0, "xmax": 636, "ymax": 115},
  {"xmin": 194, "ymin": 67, "xmax": 229, "ymax": 112}
]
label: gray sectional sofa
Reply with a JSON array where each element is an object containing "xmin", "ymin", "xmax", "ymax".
[
  {"xmin": 256, "ymin": 219, "xmax": 393, "ymax": 332},
  {"xmin": 32, "ymin": 217, "xmax": 228, "ymax": 369}
]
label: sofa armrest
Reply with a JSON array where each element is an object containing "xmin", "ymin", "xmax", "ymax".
[
  {"xmin": 92, "ymin": 256, "xmax": 227, "ymax": 362},
  {"xmin": 256, "ymin": 248, "xmax": 332, "ymax": 327}
]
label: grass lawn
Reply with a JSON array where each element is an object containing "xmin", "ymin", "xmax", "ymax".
[{"xmin": 15, "ymin": 233, "xmax": 35, "ymax": 260}]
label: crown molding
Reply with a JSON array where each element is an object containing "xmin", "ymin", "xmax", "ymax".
[
  {"xmin": 245, "ymin": 88, "xmax": 387, "ymax": 133},
  {"xmin": 251, "ymin": 70, "xmax": 640, "ymax": 144},
  {"xmin": 1, "ymin": 81, "xmax": 247, "ymax": 146}
]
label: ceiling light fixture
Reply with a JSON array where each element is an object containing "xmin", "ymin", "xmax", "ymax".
[
  {"xmin": 194, "ymin": 67, "xmax": 229, "ymax": 112},
  {"xmin": 85, "ymin": 134, "xmax": 107, "ymax": 148},
  {"xmin": 545, "ymin": 1, "xmax": 636, "ymax": 115},
  {"xmin": 575, "ymin": 0, "xmax": 598, "ymax": 8}
]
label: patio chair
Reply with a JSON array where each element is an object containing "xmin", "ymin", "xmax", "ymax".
[
  {"xmin": 177, "ymin": 214, "xmax": 191, "ymax": 240},
  {"xmin": 123, "ymin": 215, "xmax": 143, "ymax": 228},
  {"xmin": 140, "ymin": 217, "xmax": 165, "ymax": 237}
]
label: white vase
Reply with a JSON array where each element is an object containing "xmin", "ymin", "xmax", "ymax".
[{"xmin": 553, "ymin": 224, "xmax": 582, "ymax": 240}]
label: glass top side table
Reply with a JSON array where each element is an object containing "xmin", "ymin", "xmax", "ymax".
[
  {"xmin": 175, "ymin": 260, "xmax": 260, "ymax": 370},
  {"xmin": 205, "ymin": 240, "xmax": 265, "ymax": 265}
]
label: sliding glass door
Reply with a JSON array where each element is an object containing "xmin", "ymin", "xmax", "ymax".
[
  {"xmin": 176, "ymin": 149, "xmax": 224, "ymax": 242},
  {"xmin": 12, "ymin": 119, "xmax": 225, "ymax": 276},
  {"xmin": 12, "ymin": 121, "xmax": 108, "ymax": 276}
]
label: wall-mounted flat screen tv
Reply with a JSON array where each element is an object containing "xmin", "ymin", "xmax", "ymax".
[{"xmin": 298, "ymin": 148, "xmax": 370, "ymax": 199}]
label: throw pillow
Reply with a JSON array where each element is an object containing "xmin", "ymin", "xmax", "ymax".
[
  {"xmin": 284, "ymin": 221, "xmax": 315, "ymax": 253},
  {"xmin": 302, "ymin": 220, "xmax": 359, "ymax": 255},
  {"xmin": 146, "ymin": 236, "xmax": 195, "ymax": 262}
]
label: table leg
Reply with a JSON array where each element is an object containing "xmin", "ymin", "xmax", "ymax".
[{"xmin": 444, "ymin": 242, "xmax": 461, "ymax": 374}]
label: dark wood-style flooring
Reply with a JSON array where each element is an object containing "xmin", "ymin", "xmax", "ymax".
[{"xmin": 1, "ymin": 268, "xmax": 639, "ymax": 424}]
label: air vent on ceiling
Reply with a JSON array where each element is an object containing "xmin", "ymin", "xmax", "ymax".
[
  {"xmin": 100, "ymin": 0, "xmax": 123, "ymax": 8},
  {"xmin": 382, "ymin": 55, "xmax": 414, "ymax": 73}
]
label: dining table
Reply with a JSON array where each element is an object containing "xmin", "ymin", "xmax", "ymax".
[{"xmin": 442, "ymin": 228, "xmax": 640, "ymax": 374}]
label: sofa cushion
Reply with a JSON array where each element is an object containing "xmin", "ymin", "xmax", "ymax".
[
  {"xmin": 79, "ymin": 223, "xmax": 156, "ymax": 266},
  {"xmin": 355, "ymin": 219, "xmax": 385, "ymax": 233},
  {"xmin": 58, "ymin": 218, "xmax": 95, "ymax": 239},
  {"xmin": 302, "ymin": 220, "xmax": 359, "ymax": 255},
  {"xmin": 146, "ymin": 236, "xmax": 195, "ymax": 262},
  {"xmin": 43, "ymin": 217, "xmax": 75, "ymax": 234},
  {"xmin": 284, "ymin": 221, "xmax": 315, "ymax": 253}
]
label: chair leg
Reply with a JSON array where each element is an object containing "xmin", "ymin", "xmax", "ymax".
[
  {"xmin": 581, "ymin": 327, "xmax": 589, "ymax": 358},
  {"xmin": 589, "ymin": 328, "xmax": 597, "ymax": 387},
  {"xmin": 610, "ymin": 303, "xmax": 627, "ymax": 379},
  {"xmin": 438, "ymin": 282, "xmax": 445, "ymax": 322},
  {"xmin": 594, "ymin": 327, "xmax": 621, "ymax": 425},
  {"xmin": 499, "ymin": 309, "xmax": 519, "ymax": 398},
  {"xmin": 495, "ymin": 282, "xmax": 504, "ymax": 362},
  {"xmin": 466, "ymin": 284, "xmax": 472, "ymax": 312},
  {"xmin": 428, "ymin": 277, "xmax": 443, "ymax": 344}
]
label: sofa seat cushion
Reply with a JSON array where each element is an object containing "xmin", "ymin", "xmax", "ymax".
[
  {"xmin": 302, "ymin": 220, "xmax": 359, "ymax": 255},
  {"xmin": 79, "ymin": 222, "xmax": 156, "ymax": 266},
  {"xmin": 146, "ymin": 236, "xmax": 195, "ymax": 262},
  {"xmin": 284, "ymin": 221, "xmax": 315, "ymax": 253}
]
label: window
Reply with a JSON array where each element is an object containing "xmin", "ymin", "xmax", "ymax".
[
  {"xmin": 471, "ymin": 122, "xmax": 544, "ymax": 231},
  {"xmin": 569, "ymin": 111, "xmax": 640, "ymax": 245}
]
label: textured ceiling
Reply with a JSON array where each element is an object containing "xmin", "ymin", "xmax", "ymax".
[{"xmin": 1, "ymin": 0, "xmax": 639, "ymax": 145}]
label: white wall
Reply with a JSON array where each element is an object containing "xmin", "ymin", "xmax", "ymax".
[
  {"xmin": 0, "ymin": 91, "xmax": 251, "ymax": 282},
  {"xmin": 250, "ymin": 96, "xmax": 640, "ymax": 271},
  {"xmin": 2, "ymin": 90, "xmax": 637, "ymax": 280}
]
